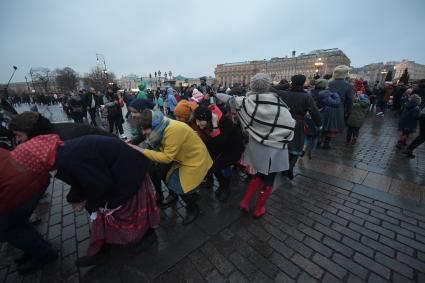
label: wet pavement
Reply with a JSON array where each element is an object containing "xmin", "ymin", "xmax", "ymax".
[{"xmin": 1, "ymin": 105, "xmax": 424, "ymax": 283}]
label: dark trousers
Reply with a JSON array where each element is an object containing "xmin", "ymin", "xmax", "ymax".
[
  {"xmin": 0, "ymin": 185, "xmax": 50, "ymax": 260},
  {"xmin": 211, "ymin": 156, "xmax": 232, "ymax": 188},
  {"xmin": 257, "ymin": 172, "xmax": 277, "ymax": 187},
  {"xmin": 407, "ymin": 117, "xmax": 425, "ymax": 152},
  {"xmin": 346, "ymin": 126, "xmax": 360, "ymax": 142},
  {"xmin": 88, "ymin": 108, "xmax": 97, "ymax": 126},
  {"xmin": 108, "ymin": 117, "xmax": 124, "ymax": 135}
]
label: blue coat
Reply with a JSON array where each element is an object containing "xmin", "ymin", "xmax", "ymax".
[{"xmin": 328, "ymin": 79, "xmax": 354, "ymax": 117}]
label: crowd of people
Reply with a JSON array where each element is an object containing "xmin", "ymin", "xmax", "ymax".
[{"xmin": 1, "ymin": 66, "xmax": 425, "ymax": 276}]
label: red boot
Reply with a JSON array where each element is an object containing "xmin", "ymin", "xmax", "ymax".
[
  {"xmin": 240, "ymin": 177, "xmax": 263, "ymax": 213},
  {"xmin": 252, "ymin": 186, "xmax": 273, "ymax": 218}
]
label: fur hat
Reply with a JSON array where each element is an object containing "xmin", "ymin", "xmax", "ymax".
[
  {"xmin": 174, "ymin": 100, "xmax": 198, "ymax": 121},
  {"xmin": 315, "ymin": 79, "xmax": 328, "ymax": 89},
  {"xmin": 410, "ymin": 94, "xmax": 422, "ymax": 105},
  {"xmin": 291, "ymin": 74, "xmax": 306, "ymax": 86},
  {"xmin": 333, "ymin": 65, "xmax": 351, "ymax": 79},
  {"xmin": 190, "ymin": 89, "xmax": 205, "ymax": 103}
]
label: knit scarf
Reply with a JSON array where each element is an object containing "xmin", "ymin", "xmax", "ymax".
[{"xmin": 142, "ymin": 110, "xmax": 170, "ymax": 150}]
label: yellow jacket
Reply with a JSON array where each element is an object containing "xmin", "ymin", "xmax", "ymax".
[{"xmin": 143, "ymin": 120, "xmax": 213, "ymax": 193}]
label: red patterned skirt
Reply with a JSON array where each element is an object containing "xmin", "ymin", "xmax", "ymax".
[{"xmin": 87, "ymin": 175, "xmax": 160, "ymax": 256}]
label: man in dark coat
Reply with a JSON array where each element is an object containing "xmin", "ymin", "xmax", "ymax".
[
  {"xmin": 83, "ymin": 87, "xmax": 102, "ymax": 126},
  {"xmin": 328, "ymin": 65, "xmax": 354, "ymax": 124},
  {"xmin": 276, "ymin": 75, "xmax": 321, "ymax": 179}
]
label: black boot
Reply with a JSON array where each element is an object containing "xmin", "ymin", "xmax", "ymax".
[
  {"xmin": 17, "ymin": 249, "xmax": 57, "ymax": 275},
  {"xmin": 181, "ymin": 193, "xmax": 200, "ymax": 225}
]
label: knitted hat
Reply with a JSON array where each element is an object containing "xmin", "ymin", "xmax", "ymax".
[
  {"xmin": 315, "ymin": 79, "xmax": 328, "ymax": 89},
  {"xmin": 174, "ymin": 100, "xmax": 198, "ymax": 120},
  {"xmin": 190, "ymin": 89, "xmax": 205, "ymax": 103},
  {"xmin": 333, "ymin": 65, "xmax": 351, "ymax": 79},
  {"xmin": 410, "ymin": 94, "xmax": 422, "ymax": 106},
  {"xmin": 129, "ymin": 98, "xmax": 154, "ymax": 112},
  {"xmin": 194, "ymin": 106, "xmax": 212, "ymax": 121},
  {"xmin": 291, "ymin": 74, "xmax": 306, "ymax": 86},
  {"xmin": 250, "ymin": 73, "xmax": 272, "ymax": 93}
]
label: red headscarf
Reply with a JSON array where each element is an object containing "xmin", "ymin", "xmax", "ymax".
[{"xmin": 10, "ymin": 134, "xmax": 63, "ymax": 173}]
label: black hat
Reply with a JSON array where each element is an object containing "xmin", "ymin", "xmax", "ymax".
[
  {"xmin": 200, "ymin": 76, "xmax": 207, "ymax": 81},
  {"xmin": 291, "ymin": 74, "xmax": 306, "ymax": 86},
  {"xmin": 194, "ymin": 106, "xmax": 212, "ymax": 121}
]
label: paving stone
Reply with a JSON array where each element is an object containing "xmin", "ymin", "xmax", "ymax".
[
  {"xmin": 323, "ymin": 212, "xmax": 349, "ymax": 227},
  {"xmin": 342, "ymin": 236, "xmax": 374, "ymax": 258},
  {"xmin": 269, "ymin": 252, "xmax": 300, "ymax": 279},
  {"xmin": 400, "ymin": 221, "xmax": 425, "ymax": 237},
  {"xmin": 247, "ymin": 237, "xmax": 274, "ymax": 258},
  {"xmin": 396, "ymin": 234, "xmax": 425, "ymax": 252},
  {"xmin": 247, "ymin": 249, "xmax": 279, "ymax": 279},
  {"xmin": 332, "ymin": 223, "xmax": 361, "ymax": 241},
  {"xmin": 307, "ymin": 212, "xmax": 332, "ymax": 226},
  {"xmin": 331, "ymin": 253, "xmax": 368, "ymax": 280},
  {"xmin": 201, "ymin": 242, "xmax": 235, "ymax": 277},
  {"xmin": 268, "ymin": 237, "xmax": 294, "ymax": 259},
  {"xmin": 274, "ymin": 271, "xmax": 295, "ymax": 283},
  {"xmin": 75, "ymin": 225, "xmax": 89, "ymax": 242},
  {"xmin": 205, "ymin": 269, "xmax": 225, "ymax": 283},
  {"xmin": 392, "ymin": 272, "xmax": 416, "ymax": 283},
  {"xmin": 378, "ymin": 235, "xmax": 415, "ymax": 256},
  {"xmin": 322, "ymin": 236, "xmax": 353, "ymax": 257},
  {"xmin": 314, "ymin": 223, "xmax": 342, "ymax": 241},
  {"xmin": 291, "ymin": 254, "xmax": 323, "ymax": 279},
  {"xmin": 62, "ymin": 214, "xmax": 75, "ymax": 227},
  {"xmin": 359, "ymin": 201, "xmax": 385, "ymax": 213},
  {"xmin": 189, "ymin": 250, "xmax": 214, "ymax": 276},
  {"xmin": 228, "ymin": 270, "xmax": 249, "ymax": 283},
  {"xmin": 228, "ymin": 252, "xmax": 257, "ymax": 279},
  {"xmin": 297, "ymin": 223, "xmax": 323, "ymax": 241},
  {"xmin": 49, "ymin": 213, "xmax": 62, "ymax": 226},
  {"xmin": 360, "ymin": 236, "xmax": 395, "ymax": 257},
  {"xmin": 375, "ymin": 252, "xmax": 414, "ymax": 279},
  {"xmin": 284, "ymin": 237, "xmax": 313, "ymax": 258},
  {"xmin": 263, "ymin": 222, "xmax": 288, "ymax": 242},
  {"xmin": 353, "ymin": 253, "xmax": 390, "ymax": 280},
  {"xmin": 381, "ymin": 221, "xmax": 414, "ymax": 238},
  {"xmin": 321, "ymin": 272, "xmax": 343, "ymax": 283},
  {"xmin": 346, "ymin": 274, "xmax": 364, "ymax": 283},
  {"xmin": 48, "ymin": 224, "xmax": 61, "ymax": 240},
  {"xmin": 296, "ymin": 272, "xmax": 320, "ymax": 283},
  {"xmin": 370, "ymin": 210, "xmax": 400, "ymax": 225},
  {"xmin": 336, "ymin": 211, "xmax": 364, "ymax": 226},
  {"xmin": 396, "ymin": 252, "xmax": 425, "ymax": 272},
  {"xmin": 75, "ymin": 214, "xmax": 89, "ymax": 228},
  {"xmin": 373, "ymin": 200, "xmax": 402, "ymax": 213},
  {"xmin": 345, "ymin": 201, "xmax": 370, "ymax": 214},
  {"xmin": 387, "ymin": 210, "xmax": 418, "ymax": 225},
  {"xmin": 303, "ymin": 236, "xmax": 333, "ymax": 257},
  {"xmin": 367, "ymin": 273, "xmax": 389, "ymax": 283},
  {"xmin": 61, "ymin": 224, "xmax": 76, "ymax": 241},
  {"xmin": 62, "ymin": 237, "xmax": 77, "ymax": 257},
  {"xmin": 311, "ymin": 253, "xmax": 347, "ymax": 279}
]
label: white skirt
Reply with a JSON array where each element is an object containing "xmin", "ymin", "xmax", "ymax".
[{"xmin": 243, "ymin": 136, "xmax": 290, "ymax": 175}]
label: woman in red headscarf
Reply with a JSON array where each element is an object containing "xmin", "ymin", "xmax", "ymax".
[{"xmin": 0, "ymin": 134, "xmax": 61, "ymax": 275}]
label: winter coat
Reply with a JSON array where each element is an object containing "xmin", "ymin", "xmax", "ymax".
[
  {"xmin": 55, "ymin": 135, "xmax": 150, "ymax": 213},
  {"xmin": 399, "ymin": 101, "xmax": 421, "ymax": 132},
  {"xmin": 312, "ymin": 89, "xmax": 343, "ymax": 133},
  {"xmin": 347, "ymin": 99, "xmax": 370, "ymax": 128},
  {"xmin": 167, "ymin": 88, "xmax": 178, "ymax": 112},
  {"xmin": 328, "ymin": 79, "xmax": 354, "ymax": 117},
  {"xmin": 277, "ymin": 89, "xmax": 321, "ymax": 154}
]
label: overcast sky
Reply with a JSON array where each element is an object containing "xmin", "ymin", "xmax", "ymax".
[{"xmin": 1, "ymin": 0, "xmax": 424, "ymax": 83}]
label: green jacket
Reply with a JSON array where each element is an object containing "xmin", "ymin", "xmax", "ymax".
[{"xmin": 347, "ymin": 99, "xmax": 370, "ymax": 128}]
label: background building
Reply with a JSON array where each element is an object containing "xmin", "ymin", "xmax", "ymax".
[
  {"xmin": 394, "ymin": 60, "xmax": 425, "ymax": 81},
  {"xmin": 215, "ymin": 48, "xmax": 351, "ymax": 86}
]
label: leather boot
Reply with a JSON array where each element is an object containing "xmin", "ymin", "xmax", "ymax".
[
  {"xmin": 239, "ymin": 177, "xmax": 263, "ymax": 213},
  {"xmin": 252, "ymin": 186, "xmax": 273, "ymax": 218},
  {"xmin": 181, "ymin": 193, "xmax": 200, "ymax": 225}
]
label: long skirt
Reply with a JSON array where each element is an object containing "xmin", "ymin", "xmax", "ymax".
[{"xmin": 87, "ymin": 175, "xmax": 160, "ymax": 256}]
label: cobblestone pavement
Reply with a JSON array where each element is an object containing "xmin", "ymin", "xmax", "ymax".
[{"xmin": 1, "ymin": 105, "xmax": 425, "ymax": 282}]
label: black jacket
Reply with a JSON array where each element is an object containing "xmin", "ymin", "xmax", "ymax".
[{"xmin": 56, "ymin": 135, "xmax": 150, "ymax": 212}]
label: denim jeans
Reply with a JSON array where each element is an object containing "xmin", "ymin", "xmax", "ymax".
[{"xmin": 0, "ymin": 185, "xmax": 50, "ymax": 260}]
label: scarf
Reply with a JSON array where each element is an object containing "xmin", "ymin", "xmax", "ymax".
[
  {"xmin": 10, "ymin": 134, "xmax": 63, "ymax": 173},
  {"xmin": 142, "ymin": 110, "xmax": 170, "ymax": 150}
]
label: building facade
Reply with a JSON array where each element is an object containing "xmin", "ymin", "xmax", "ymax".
[
  {"xmin": 394, "ymin": 60, "xmax": 425, "ymax": 81},
  {"xmin": 214, "ymin": 48, "xmax": 351, "ymax": 86}
]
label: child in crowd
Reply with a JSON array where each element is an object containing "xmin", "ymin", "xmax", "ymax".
[
  {"xmin": 303, "ymin": 112, "xmax": 319, "ymax": 159},
  {"xmin": 346, "ymin": 92, "xmax": 370, "ymax": 145}
]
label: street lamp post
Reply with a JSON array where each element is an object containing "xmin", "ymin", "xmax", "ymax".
[{"xmin": 4, "ymin": 66, "xmax": 18, "ymax": 95}]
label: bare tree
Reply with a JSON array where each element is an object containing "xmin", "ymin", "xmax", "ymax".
[
  {"xmin": 83, "ymin": 67, "xmax": 116, "ymax": 93},
  {"xmin": 30, "ymin": 67, "xmax": 53, "ymax": 94},
  {"xmin": 55, "ymin": 67, "xmax": 79, "ymax": 93}
]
